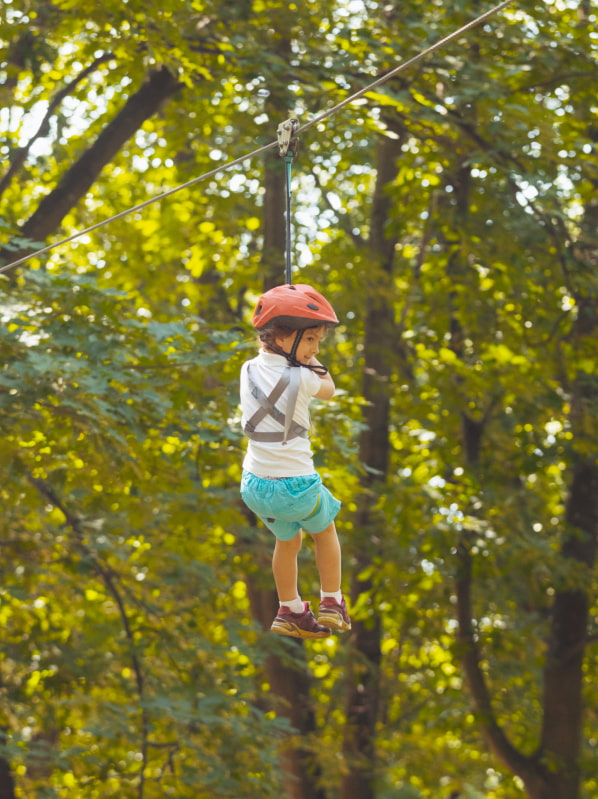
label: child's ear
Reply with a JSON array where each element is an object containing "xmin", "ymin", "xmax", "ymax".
[{"xmin": 276, "ymin": 331, "xmax": 297, "ymax": 349}]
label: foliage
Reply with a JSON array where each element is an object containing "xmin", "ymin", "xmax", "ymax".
[
  {"xmin": 1, "ymin": 0, "xmax": 597, "ymax": 797},
  {"xmin": 1, "ymin": 268, "xmax": 288, "ymax": 797}
]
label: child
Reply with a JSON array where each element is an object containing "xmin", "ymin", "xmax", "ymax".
[{"xmin": 240, "ymin": 283, "xmax": 351, "ymax": 639}]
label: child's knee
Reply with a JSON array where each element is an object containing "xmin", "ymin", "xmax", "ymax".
[
  {"xmin": 276, "ymin": 531, "xmax": 303, "ymax": 553},
  {"xmin": 309, "ymin": 522, "xmax": 337, "ymax": 544}
]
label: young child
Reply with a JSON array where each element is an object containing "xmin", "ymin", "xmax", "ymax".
[{"xmin": 240, "ymin": 283, "xmax": 351, "ymax": 639}]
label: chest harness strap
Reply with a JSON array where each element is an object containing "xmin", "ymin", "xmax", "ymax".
[{"xmin": 243, "ymin": 364, "xmax": 309, "ymax": 445}]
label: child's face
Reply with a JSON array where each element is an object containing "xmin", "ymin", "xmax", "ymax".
[{"xmin": 276, "ymin": 326, "xmax": 327, "ymax": 365}]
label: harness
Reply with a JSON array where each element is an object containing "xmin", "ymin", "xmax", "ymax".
[{"xmin": 243, "ymin": 364, "xmax": 309, "ymax": 445}]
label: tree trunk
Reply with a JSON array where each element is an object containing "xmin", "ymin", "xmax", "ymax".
[
  {"xmin": 0, "ymin": 729, "xmax": 16, "ymax": 799},
  {"xmin": 261, "ymin": 149, "xmax": 288, "ymax": 290},
  {"xmin": 538, "ymin": 289, "xmax": 598, "ymax": 799},
  {"xmin": 451, "ymin": 100, "xmax": 598, "ymax": 796},
  {"xmin": 242, "ymin": 55, "xmax": 326, "ymax": 796},
  {"xmin": 340, "ymin": 132, "xmax": 403, "ymax": 799},
  {"xmin": 245, "ymin": 581, "xmax": 326, "ymax": 799},
  {"xmin": 261, "ymin": 32, "xmax": 295, "ymax": 291}
]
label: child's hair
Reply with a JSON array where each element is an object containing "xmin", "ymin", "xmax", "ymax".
[
  {"xmin": 258, "ymin": 322, "xmax": 329, "ymax": 352},
  {"xmin": 258, "ymin": 323, "xmax": 297, "ymax": 350}
]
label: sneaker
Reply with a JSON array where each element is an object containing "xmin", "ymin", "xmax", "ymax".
[
  {"xmin": 271, "ymin": 602, "xmax": 331, "ymax": 639},
  {"xmin": 317, "ymin": 597, "xmax": 352, "ymax": 631}
]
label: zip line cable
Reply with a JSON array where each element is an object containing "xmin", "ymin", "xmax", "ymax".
[
  {"xmin": 0, "ymin": 141, "xmax": 279, "ymax": 275},
  {"xmin": 294, "ymin": 0, "xmax": 515, "ymax": 137},
  {"xmin": 0, "ymin": 0, "xmax": 514, "ymax": 277}
]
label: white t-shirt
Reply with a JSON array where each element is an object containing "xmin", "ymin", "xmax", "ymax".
[{"xmin": 240, "ymin": 350, "xmax": 322, "ymax": 477}]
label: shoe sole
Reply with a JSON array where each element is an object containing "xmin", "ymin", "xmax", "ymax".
[
  {"xmin": 271, "ymin": 620, "xmax": 331, "ymax": 639},
  {"xmin": 317, "ymin": 611, "xmax": 351, "ymax": 631}
]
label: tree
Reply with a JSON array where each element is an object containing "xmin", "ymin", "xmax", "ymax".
[
  {"xmin": 1, "ymin": 0, "xmax": 597, "ymax": 797},
  {"xmin": 1, "ymin": 1, "xmax": 296, "ymax": 796},
  {"xmin": 295, "ymin": 0, "xmax": 597, "ymax": 795}
]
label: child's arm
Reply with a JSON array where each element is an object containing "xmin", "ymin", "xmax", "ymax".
[{"xmin": 309, "ymin": 358, "xmax": 335, "ymax": 399}]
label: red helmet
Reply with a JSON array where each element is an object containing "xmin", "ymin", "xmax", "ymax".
[{"xmin": 252, "ymin": 284, "xmax": 339, "ymax": 329}]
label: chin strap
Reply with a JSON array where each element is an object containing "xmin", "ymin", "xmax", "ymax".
[{"xmin": 269, "ymin": 336, "xmax": 329, "ymax": 376}]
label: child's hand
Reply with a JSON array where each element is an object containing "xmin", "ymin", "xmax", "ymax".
[{"xmin": 312, "ymin": 360, "xmax": 335, "ymax": 399}]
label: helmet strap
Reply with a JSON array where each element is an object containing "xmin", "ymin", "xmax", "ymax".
[
  {"xmin": 289, "ymin": 329, "xmax": 304, "ymax": 361},
  {"xmin": 289, "ymin": 329, "xmax": 328, "ymax": 375},
  {"xmin": 269, "ymin": 329, "xmax": 329, "ymax": 375}
]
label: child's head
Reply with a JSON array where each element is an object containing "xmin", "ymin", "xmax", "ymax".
[
  {"xmin": 259, "ymin": 324, "xmax": 328, "ymax": 366},
  {"xmin": 251, "ymin": 283, "xmax": 338, "ymax": 369}
]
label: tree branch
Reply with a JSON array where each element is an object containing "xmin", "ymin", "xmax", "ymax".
[
  {"xmin": 559, "ymin": 632, "xmax": 598, "ymax": 662},
  {"xmin": 405, "ymin": 87, "xmax": 577, "ymax": 292},
  {"xmin": 1, "ymin": 65, "xmax": 183, "ymax": 268},
  {"xmin": 455, "ymin": 537, "xmax": 543, "ymax": 788},
  {"xmin": 0, "ymin": 53, "xmax": 115, "ymax": 200},
  {"xmin": 27, "ymin": 474, "xmax": 150, "ymax": 799}
]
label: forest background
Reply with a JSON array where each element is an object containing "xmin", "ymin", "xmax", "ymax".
[{"xmin": 1, "ymin": 0, "xmax": 597, "ymax": 798}]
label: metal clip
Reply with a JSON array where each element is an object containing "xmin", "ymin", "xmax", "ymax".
[{"xmin": 276, "ymin": 117, "xmax": 299, "ymax": 157}]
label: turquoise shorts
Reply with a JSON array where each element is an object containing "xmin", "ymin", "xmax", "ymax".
[{"xmin": 241, "ymin": 471, "xmax": 341, "ymax": 541}]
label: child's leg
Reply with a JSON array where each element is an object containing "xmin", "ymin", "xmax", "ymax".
[
  {"xmin": 310, "ymin": 522, "xmax": 351, "ymax": 631},
  {"xmin": 272, "ymin": 531, "xmax": 303, "ymax": 604},
  {"xmin": 270, "ymin": 530, "xmax": 331, "ymax": 639},
  {"xmin": 309, "ymin": 521, "xmax": 341, "ymax": 593}
]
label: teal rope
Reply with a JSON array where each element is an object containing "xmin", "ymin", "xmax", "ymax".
[{"xmin": 284, "ymin": 154, "xmax": 293, "ymax": 285}]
